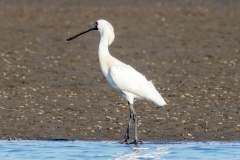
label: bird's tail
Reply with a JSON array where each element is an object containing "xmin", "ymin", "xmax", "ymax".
[{"xmin": 148, "ymin": 81, "xmax": 166, "ymax": 106}]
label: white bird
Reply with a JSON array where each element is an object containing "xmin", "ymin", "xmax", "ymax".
[{"xmin": 66, "ymin": 19, "xmax": 166, "ymax": 144}]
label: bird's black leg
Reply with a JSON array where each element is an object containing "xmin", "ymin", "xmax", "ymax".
[
  {"xmin": 120, "ymin": 103, "xmax": 142, "ymax": 144},
  {"xmin": 129, "ymin": 104, "xmax": 142, "ymax": 144},
  {"xmin": 120, "ymin": 104, "xmax": 133, "ymax": 144}
]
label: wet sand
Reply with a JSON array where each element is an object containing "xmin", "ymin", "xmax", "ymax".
[{"xmin": 0, "ymin": 0, "xmax": 240, "ymax": 141}]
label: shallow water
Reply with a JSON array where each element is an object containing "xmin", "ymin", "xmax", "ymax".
[{"xmin": 0, "ymin": 140, "xmax": 239, "ymax": 159}]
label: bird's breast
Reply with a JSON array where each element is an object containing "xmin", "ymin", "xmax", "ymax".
[{"xmin": 99, "ymin": 59, "xmax": 119, "ymax": 91}]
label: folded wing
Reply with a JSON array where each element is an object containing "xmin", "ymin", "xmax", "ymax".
[{"xmin": 109, "ymin": 65, "xmax": 166, "ymax": 106}]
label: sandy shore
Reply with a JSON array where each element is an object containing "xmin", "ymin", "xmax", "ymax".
[{"xmin": 0, "ymin": 0, "xmax": 239, "ymax": 141}]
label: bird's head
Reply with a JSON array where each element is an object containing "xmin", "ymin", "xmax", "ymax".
[
  {"xmin": 97, "ymin": 19, "xmax": 115, "ymax": 45},
  {"xmin": 66, "ymin": 19, "xmax": 115, "ymax": 45}
]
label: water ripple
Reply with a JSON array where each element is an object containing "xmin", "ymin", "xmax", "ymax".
[{"xmin": 0, "ymin": 140, "xmax": 240, "ymax": 159}]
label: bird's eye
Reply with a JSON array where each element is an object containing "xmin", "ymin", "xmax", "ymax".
[{"xmin": 95, "ymin": 22, "xmax": 98, "ymax": 26}]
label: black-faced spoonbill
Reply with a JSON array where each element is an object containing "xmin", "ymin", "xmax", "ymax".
[{"xmin": 66, "ymin": 19, "xmax": 166, "ymax": 144}]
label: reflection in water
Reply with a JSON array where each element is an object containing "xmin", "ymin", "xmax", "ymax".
[
  {"xmin": 116, "ymin": 145, "xmax": 169, "ymax": 160},
  {"xmin": 0, "ymin": 140, "xmax": 239, "ymax": 159}
]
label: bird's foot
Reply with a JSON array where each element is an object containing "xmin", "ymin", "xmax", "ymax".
[
  {"xmin": 120, "ymin": 135, "xmax": 133, "ymax": 144},
  {"xmin": 120, "ymin": 136, "xmax": 142, "ymax": 144},
  {"xmin": 129, "ymin": 139, "xmax": 143, "ymax": 145}
]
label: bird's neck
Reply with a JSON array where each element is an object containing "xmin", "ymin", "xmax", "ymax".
[
  {"xmin": 98, "ymin": 34, "xmax": 110, "ymax": 57},
  {"xmin": 98, "ymin": 34, "xmax": 113, "ymax": 75}
]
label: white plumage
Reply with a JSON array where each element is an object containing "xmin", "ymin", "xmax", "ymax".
[
  {"xmin": 110, "ymin": 65, "xmax": 166, "ymax": 106},
  {"xmin": 67, "ymin": 19, "xmax": 166, "ymax": 144},
  {"xmin": 96, "ymin": 19, "xmax": 166, "ymax": 106}
]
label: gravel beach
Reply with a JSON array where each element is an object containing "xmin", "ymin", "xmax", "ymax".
[{"xmin": 0, "ymin": 0, "xmax": 239, "ymax": 141}]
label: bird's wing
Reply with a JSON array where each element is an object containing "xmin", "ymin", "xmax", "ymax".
[{"xmin": 109, "ymin": 65, "xmax": 163, "ymax": 102}]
